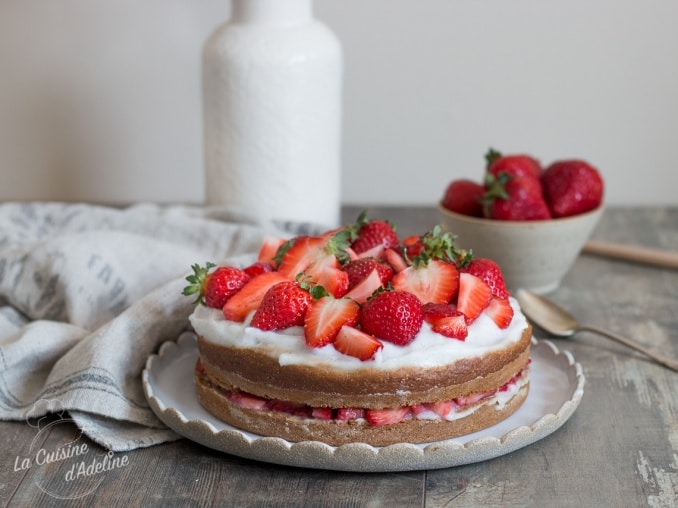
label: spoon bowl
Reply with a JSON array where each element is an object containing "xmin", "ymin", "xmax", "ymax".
[{"xmin": 515, "ymin": 289, "xmax": 678, "ymax": 371}]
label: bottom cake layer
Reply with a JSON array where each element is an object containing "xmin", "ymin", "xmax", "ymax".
[{"xmin": 195, "ymin": 366, "xmax": 530, "ymax": 446}]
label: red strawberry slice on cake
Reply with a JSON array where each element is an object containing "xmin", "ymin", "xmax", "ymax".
[
  {"xmin": 304, "ymin": 296, "xmax": 360, "ymax": 348},
  {"xmin": 333, "ymin": 326, "xmax": 383, "ymax": 361}
]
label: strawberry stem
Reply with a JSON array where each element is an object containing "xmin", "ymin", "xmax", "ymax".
[{"xmin": 182, "ymin": 262, "xmax": 216, "ymax": 305}]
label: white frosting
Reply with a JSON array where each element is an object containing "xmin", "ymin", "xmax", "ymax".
[{"xmin": 189, "ymin": 297, "xmax": 528, "ymax": 372}]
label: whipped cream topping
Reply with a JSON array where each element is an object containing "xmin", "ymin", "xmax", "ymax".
[{"xmin": 189, "ymin": 297, "xmax": 528, "ymax": 372}]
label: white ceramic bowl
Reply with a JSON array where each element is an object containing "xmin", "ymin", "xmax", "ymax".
[{"xmin": 438, "ymin": 204, "xmax": 604, "ymax": 294}]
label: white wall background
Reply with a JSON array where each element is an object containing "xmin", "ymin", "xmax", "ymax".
[{"xmin": 1, "ymin": 0, "xmax": 677, "ymax": 207}]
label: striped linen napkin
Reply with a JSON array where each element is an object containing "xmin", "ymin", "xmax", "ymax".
[{"xmin": 0, "ymin": 202, "xmax": 312, "ymax": 451}]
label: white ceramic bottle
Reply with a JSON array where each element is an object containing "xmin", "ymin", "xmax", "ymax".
[{"xmin": 203, "ymin": 0, "xmax": 343, "ymax": 227}]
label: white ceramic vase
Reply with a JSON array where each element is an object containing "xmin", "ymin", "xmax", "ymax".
[{"xmin": 202, "ymin": 0, "xmax": 343, "ymax": 227}]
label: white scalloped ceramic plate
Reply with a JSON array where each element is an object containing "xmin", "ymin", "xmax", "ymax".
[{"xmin": 142, "ymin": 334, "xmax": 584, "ymax": 472}]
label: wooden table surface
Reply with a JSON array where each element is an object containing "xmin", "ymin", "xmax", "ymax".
[{"xmin": 2, "ymin": 205, "xmax": 677, "ymax": 507}]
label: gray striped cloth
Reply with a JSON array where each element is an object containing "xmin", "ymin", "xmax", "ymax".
[{"xmin": 0, "ymin": 202, "xmax": 311, "ymax": 451}]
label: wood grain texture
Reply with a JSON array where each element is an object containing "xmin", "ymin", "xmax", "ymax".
[{"xmin": 1, "ymin": 206, "xmax": 676, "ymax": 507}]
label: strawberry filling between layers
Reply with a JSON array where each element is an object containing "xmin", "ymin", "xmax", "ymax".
[{"xmin": 197, "ymin": 360, "xmax": 530, "ymax": 427}]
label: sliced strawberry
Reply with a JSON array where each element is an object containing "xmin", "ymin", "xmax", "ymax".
[
  {"xmin": 402, "ymin": 235, "xmax": 425, "ymax": 259},
  {"xmin": 314, "ymin": 267, "xmax": 349, "ymax": 298},
  {"xmin": 311, "ymin": 407, "xmax": 333, "ymax": 420},
  {"xmin": 344, "ymin": 269, "xmax": 383, "ymax": 304},
  {"xmin": 251, "ymin": 281, "xmax": 313, "ymax": 331},
  {"xmin": 431, "ymin": 313, "xmax": 468, "ymax": 340},
  {"xmin": 424, "ymin": 400, "xmax": 457, "ymax": 418},
  {"xmin": 276, "ymin": 235, "xmax": 329, "ymax": 278},
  {"xmin": 455, "ymin": 391, "xmax": 493, "ymax": 407},
  {"xmin": 391, "ymin": 259, "xmax": 459, "ymax": 304},
  {"xmin": 243, "ymin": 261, "xmax": 274, "ymax": 278},
  {"xmin": 356, "ymin": 244, "xmax": 385, "ymax": 260},
  {"xmin": 485, "ymin": 297, "xmax": 514, "ymax": 329},
  {"xmin": 460, "ymin": 258, "xmax": 509, "ymax": 299},
  {"xmin": 304, "ymin": 296, "xmax": 360, "ymax": 348},
  {"xmin": 343, "ymin": 257, "xmax": 394, "ymax": 290},
  {"xmin": 364, "ymin": 407, "xmax": 410, "ymax": 426},
  {"xmin": 422, "ymin": 302, "xmax": 459, "ymax": 324},
  {"xmin": 333, "ymin": 326, "xmax": 383, "ymax": 361},
  {"xmin": 229, "ymin": 391, "xmax": 268, "ymax": 410},
  {"xmin": 222, "ymin": 272, "xmax": 288, "ymax": 322},
  {"xmin": 257, "ymin": 236, "xmax": 286, "ymax": 265},
  {"xmin": 336, "ymin": 407, "xmax": 365, "ymax": 420},
  {"xmin": 383, "ymin": 248, "xmax": 408, "ymax": 272},
  {"xmin": 456, "ymin": 272, "xmax": 492, "ymax": 324},
  {"xmin": 267, "ymin": 400, "xmax": 310, "ymax": 417}
]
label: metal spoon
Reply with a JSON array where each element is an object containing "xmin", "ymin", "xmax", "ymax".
[{"xmin": 515, "ymin": 289, "xmax": 678, "ymax": 372}]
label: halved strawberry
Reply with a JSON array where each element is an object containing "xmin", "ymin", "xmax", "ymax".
[
  {"xmin": 333, "ymin": 326, "xmax": 383, "ymax": 361},
  {"xmin": 267, "ymin": 400, "xmax": 310, "ymax": 417},
  {"xmin": 484, "ymin": 297, "xmax": 514, "ymax": 329},
  {"xmin": 364, "ymin": 407, "xmax": 410, "ymax": 426},
  {"xmin": 257, "ymin": 236, "xmax": 286, "ymax": 265},
  {"xmin": 344, "ymin": 269, "xmax": 383, "ymax": 304},
  {"xmin": 391, "ymin": 259, "xmax": 459, "ymax": 305},
  {"xmin": 277, "ymin": 232, "xmax": 351, "ymax": 297},
  {"xmin": 304, "ymin": 296, "xmax": 360, "ymax": 348},
  {"xmin": 336, "ymin": 408, "xmax": 364, "ymax": 420},
  {"xmin": 422, "ymin": 302, "xmax": 459, "ymax": 324},
  {"xmin": 222, "ymin": 271, "xmax": 288, "ymax": 322},
  {"xmin": 431, "ymin": 313, "xmax": 468, "ymax": 340},
  {"xmin": 242, "ymin": 261, "xmax": 274, "ymax": 278},
  {"xmin": 229, "ymin": 391, "xmax": 268, "ymax": 410},
  {"xmin": 251, "ymin": 281, "xmax": 313, "ymax": 331},
  {"xmin": 456, "ymin": 272, "xmax": 492, "ymax": 324}
]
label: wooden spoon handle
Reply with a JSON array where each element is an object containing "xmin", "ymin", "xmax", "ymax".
[{"xmin": 582, "ymin": 241, "xmax": 678, "ymax": 270}]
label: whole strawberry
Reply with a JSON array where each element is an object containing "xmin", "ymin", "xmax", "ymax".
[
  {"xmin": 441, "ymin": 179, "xmax": 485, "ymax": 217},
  {"xmin": 486, "ymin": 148, "xmax": 543, "ymax": 180},
  {"xmin": 360, "ymin": 290, "xmax": 423, "ymax": 345},
  {"xmin": 250, "ymin": 281, "xmax": 313, "ymax": 331},
  {"xmin": 459, "ymin": 258, "xmax": 509, "ymax": 299},
  {"xmin": 482, "ymin": 172, "xmax": 551, "ymax": 221},
  {"xmin": 183, "ymin": 262, "xmax": 251, "ymax": 308},
  {"xmin": 541, "ymin": 160, "xmax": 604, "ymax": 218},
  {"xmin": 350, "ymin": 212, "xmax": 399, "ymax": 254}
]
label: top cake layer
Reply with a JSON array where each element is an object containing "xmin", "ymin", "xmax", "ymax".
[{"xmin": 189, "ymin": 296, "xmax": 528, "ymax": 372}]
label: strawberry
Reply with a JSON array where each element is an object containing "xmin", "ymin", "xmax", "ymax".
[
  {"xmin": 267, "ymin": 400, "xmax": 310, "ymax": 417},
  {"xmin": 364, "ymin": 407, "xmax": 410, "ymax": 426},
  {"xmin": 304, "ymin": 296, "xmax": 360, "ymax": 348},
  {"xmin": 485, "ymin": 297, "xmax": 514, "ymax": 329},
  {"xmin": 485, "ymin": 148, "xmax": 544, "ymax": 181},
  {"xmin": 360, "ymin": 290, "xmax": 424, "ymax": 346},
  {"xmin": 422, "ymin": 302, "xmax": 459, "ymax": 323},
  {"xmin": 456, "ymin": 272, "xmax": 492, "ymax": 324},
  {"xmin": 431, "ymin": 313, "xmax": 468, "ymax": 340},
  {"xmin": 222, "ymin": 271, "xmax": 289, "ymax": 322},
  {"xmin": 229, "ymin": 391, "xmax": 268, "ymax": 410},
  {"xmin": 336, "ymin": 408, "xmax": 364, "ymax": 420},
  {"xmin": 257, "ymin": 236, "xmax": 286, "ymax": 265},
  {"xmin": 384, "ymin": 248, "xmax": 409, "ymax": 272},
  {"xmin": 276, "ymin": 232, "xmax": 350, "ymax": 297},
  {"xmin": 311, "ymin": 407, "xmax": 333, "ymax": 420},
  {"xmin": 344, "ymin": 269, "xmax": 383, "ymax": 304},
  {"xmin": 424, "ymin": 400, "xmax": 457, "ymax": 418},
  {"xmin": 343, "ymin": 257, "xmax": 394, "ymax": 290},
  {"xmin": 482, "ymin": 171, "xmax": 551, "ymax": 221},
  {"xmin": 333, "ymin": 326, "xmax": 383, "ymax": 361},
  {"xmin": 392, "ymin": 259, "xmax": 459, "ymax": 305},
  {"xmin": 243, "ymin": 261, "xmax": 274, "ymax": 278},
  {"xmin": 349, "ymin": 212, "xmax": 399, "ymax": 254},
  {"xmin": 250, "ymin": 281, "xmax": 313, "ymax": 330},
  {"xmin": 541, "ymin": 159, "xmax": 604, "ymax": 217},
  {"xmin": 183, "ymin": 262, "xmax": 251, "ymax": 309},
  {"xmin": 441, "ymin": 179, "xmax": 485, "ymax": 217},
  {"xmin": 401, "ymin": 235, "xmax": 425, "ymax": 259},
  {"xmin": 459, "ymin": 258, "xmax": 509, "ymax": 299}
]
